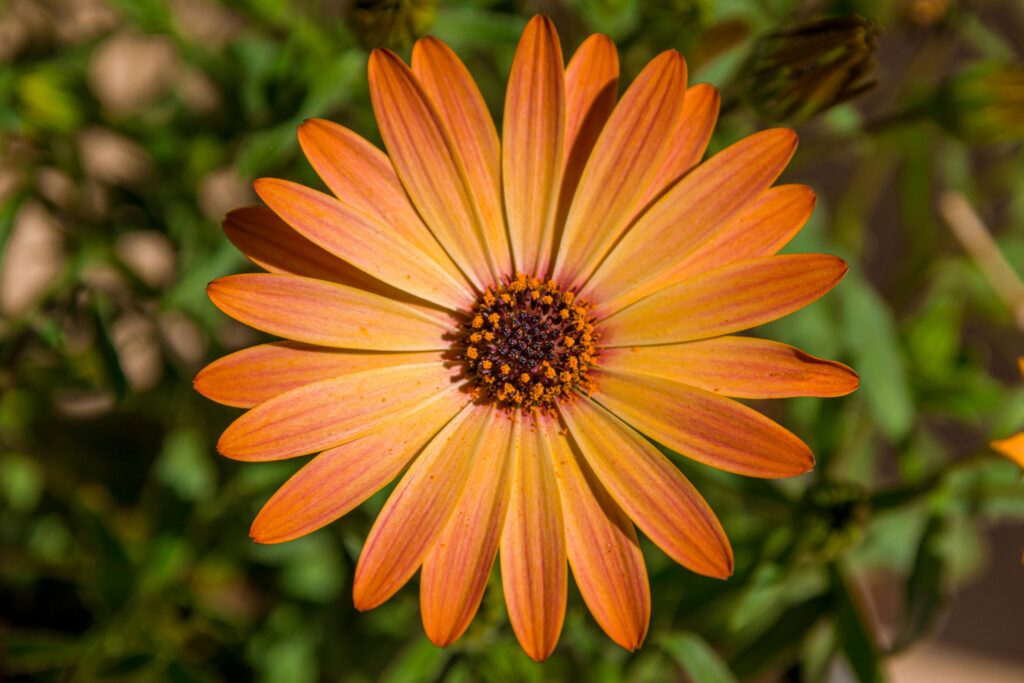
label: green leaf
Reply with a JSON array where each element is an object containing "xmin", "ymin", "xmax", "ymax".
[
  {"xmin": 658, "ymin": 632, "xmax": 737, "ymax": 683},
  {"xmin": 894, "ymin": 515, "xmax": 951, "ymax": 651},
  {"xmin": 379, "ymin": 637, "xmax": 450, "ymax": 683},
  {"xmin": 829, "ymin": 563, "xmax": 886, "ymax": 683},
  {"xmin": 729, "ymin": 594, "xmax": 831, "ymax": 678}
]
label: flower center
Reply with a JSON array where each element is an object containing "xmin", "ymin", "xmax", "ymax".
[{"xmin": 459, "ymin": 273, "xmax": 598, "ymax": 411}]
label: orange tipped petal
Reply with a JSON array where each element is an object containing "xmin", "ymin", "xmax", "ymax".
[
  {"xmin": 584, "ymin": 128, "xmax": 799, "ymax": 313},
  {"xmin": 296, "ymin": 119, "xmax": 469, "ymax": 291},
  {"xmin": 254, "ymin": 179, "xmax": 472, "ymax": 309},
  {"xmin": 412, "ymin": 37, "xmax": 511, "ymax": 278},
  {"xmin": 420, "ymin": 412, "xmax": 514, "ymax": 646},
  {"xmin": 600, "ymin": 254, "xmax": 848, "ymax": 347},
  {"xmin": 590, "ymin": 368, "xmax": 814, "ymax": 478},
  {"xmin": 207, "ymin": 273, "xmax": 452, "ymax": 351},
  {"xmin": 554, "ymin": 50, "xmax": 687, "ymax": 286},
  {"xmin": 560, "ymin": 397, "xmax": 733, "ymax": 578},
  {"xmin": 368, "ymin": 48, "xmax": 496, "ymax": 289},
  {"xmin": 549, "ymin": 425, "xmax": 650, "ymax": 651},
  {"xmin": 217, "ymin": 363, "xmax": 465, "ymax": 461},
  {"xmin": 503, "ymin": 15, "xmax": 565, "ymax": 276},
  {"xmin": 500, "ymin": 414, "xmax": 567, "ymax": 662},
  {"xmin": 194, "ymin": 342, "xmax": 441, "ymax": 408},
  {"xmin": 353, "ymin": 404, "xmax": 492, "ymax": 611},
  {"xmin": 599, "ymin": 337, "xmax": 859, "ymax": 399},
  {"xmin": 250, "ymin": 397, "xmax": 463, "ymax": 543},
  {"xmin": 992, "ymin": 432, "xmax": 1024, "ymax": 469},
  {"xmin": 632, "ymin": 83, "xmax": 720, "ymax": 218}
]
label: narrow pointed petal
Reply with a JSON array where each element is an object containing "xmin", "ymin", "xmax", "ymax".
[
  {"xmin": 207, "ymin": 273, "xmax": 452, "ymax": 351},
  {"xmin": 560, "ymin": 397, "xmax": 733, "ymax": 578},
  {"xmin": 412, "ymin": 37, "xmax": 511, "ymax": 277},
  {"xmin": 224, "ymin": 206, "xmax": 395, "ymax": 293},
  {"xmin": 217, "ymin": 362, "xmax": 465, "ymax": 461},
  {"xmin": 421, "ymin": 413, "xmax": 514, "ymax": 646},
  {"xmin": 194, "ymin": 343, "xmax": 442, "ymax": 408},
  {"xmin": 670, "ymin": 184, "xmax": 815, "ymax": 283},
  {"xmin": 297, "ymin": 119, "xmax": 470, "ymax": 291},
  {"xmin": 368, "ymin": 48, "xmax": 496, "ymax": 289},
  {"xmin": 353, "ymin": 404, "xmax": 492, "ymax": 610},
  {"xmin": 553, "ymin": 50, "xmax": 687, "ymax": 286},
  {"xmin": 253, "ymin": 179, "xmax": 471, "ymax": 310},
  {"xmin": 599, "ymin": 337, "xmax": 859, "ymax": 399},
  {"xmin": 584, "ymin": 129, "xmax": 799, "ymax": 313},
  {"xmin": 632, "ymin": 83, "xmax": 720, "ymax": 218},
  {"xmin": 600, "ymin": 254, "xmax": 848, "ymax": 347},
  {"xmin": 992, "ymin": 432, "xmax": 1024, "ymax": 469},
  {"xmin": 250, "ymin": 396, "xmax": 464, "ymax": 543},
  {"xmin": 590, "ymin": 368, "xmax": 814, "ymax": 478},
  {"xmin": 501, "ymin": 415, "xmax": 567, "ymax": 662},
  {"xmin": 503, "ymin": 15, "xmax": 565, "ymax": 275},
  {"xmin": 550, "ymin": 425, "xmax": 649, "ymax": 651}
]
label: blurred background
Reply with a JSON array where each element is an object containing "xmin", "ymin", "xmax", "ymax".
[{"xmin": 1, "ymin": 0, "xmax": 1022, "ymax": 680}]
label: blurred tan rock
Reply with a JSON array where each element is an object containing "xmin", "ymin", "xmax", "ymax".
[
  {"xmin": 115, "ymin": 231, "xmax": 176, "ymax": 289},
  {"xmin": 198, "ymin": 167, "xmax": 255, "ymax": 220},
  {"xmin": 176, "ymin": 66, "xmax": 222, "ymax": 114},
  {"xmin": 0, "ymin": 0, "xmax": 51, "ymax": 60},
  {"xmin": 36, "ymin": 167, "xmax": 78, "ymax": 209},
  {"xmin": 80, "ymin": 262, "xmax": 126, "ymax": 295},
  {"xmin": 54, "ymin": 390, "xmax": 115, "ymax": 419},
  {"xmin": 53, "ymin": 0, "xmax": 119, "ymax": 45},
  {"xmin": 0, "ymin": 165, "xmax": 23, "ymax": 203},
  {"xmin": 89, "ymin": 32, "xmax": 177, "ymax": 115},
  {"xmin": 159, "ymin": 311, "xmax": 206, "ymax": 366},
  {"xmin": 0, "ymin": 201, "xmax": 65, "ymax": 316},
  {"xmin": 112, "ymin": 312, "xmax": 162, "ymax": 391},
  {"xmin": 77, "ymin": 127, "xmax": 153, "ymax": 187},
  {"xmin": 170, "ymin": 0, "xmax": 244, "ymax": 49}
]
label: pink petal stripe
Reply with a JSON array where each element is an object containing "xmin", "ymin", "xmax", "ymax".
[
  {"xmin": 590, "ymin": 368, "xmax": 814, "ymax": 478},
  {"xmin": 503, "ymin": 15, "xmax": 565, "ymax": 276},
  {"xmin": 501, "ymin": 414, "xmax": 567, "ymax": 662},
  {"xmin": 420, "ymin": 412, "xmax": 514, "ymax": 646},
  {"xmin": 599, "ymin": 254, "xmax": 848, "ymax": 347},
  {"xmin": 368, "ymin": 48, "xmax": 497, "ymax": 289},
  {"xmin": 353, "ymin": 403, "xmax": 493, "ymax": 610},
  {"xmin": 553, "ymin": 50, "xmax": 687, "ymax": 287},
  {"xmin": 249, "ymin": 396, "xmax": 464, "ymax": 543},
  {"xmin": 217, "ymin": 362, "xmax": 466, "ymax": 461},
  {"xmin": 549, "ymin": 424, "xmax": 650, "ymax": 651},
  {"xmin": 207, "ymin": 273, "xmax": 453, "ymax": 351},
  {"xmin": 560, "ymin": 397, "xmax": 733, "ymax": 577},
  {"xmin": 255, "ymin": 179, "xmax": 472, "ymax": 309},
  {"xmin": 194, "ymin": 342, "xmax": 443, "ymax": 408},
  {"xmin": 412, "ymin": 37, "xmax": 511, "ymax": 278},
  {"xmin": 584, "ymin": 129, "xmax": 799, "ymax": 315},
  {"xmin": 296, "ymin": 119, "xmax": 470, "ymax": 290},
  {"xmin": 599, "ymin": 337, "xmax": 858, "ymax": 399}
]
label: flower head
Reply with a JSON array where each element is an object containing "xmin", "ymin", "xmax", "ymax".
[{"xmin": 196, "ymin": 15, "xmax": 858, "ymax": 660}]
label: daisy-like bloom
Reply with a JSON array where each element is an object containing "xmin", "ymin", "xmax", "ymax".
[
  {"xmin": 196, "ymin": 15, "xmax": 859, "ymax": 660},
  {"xmin": 991, "ymin": 357, "xmax": 1024, "ymax": 469}
]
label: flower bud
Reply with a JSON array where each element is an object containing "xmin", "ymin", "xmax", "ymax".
[
  {"xmin": 934, "ymin": 62, "xmax": 1024, "ymax": 144},
  {"xmin": 348, "ymin": 0, "xmax": 438, "ymax": 50}
]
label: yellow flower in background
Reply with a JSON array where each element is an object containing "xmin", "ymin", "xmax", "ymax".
[
  {"xmin": 991, "ymin": 357, "xmax": 1024, "ymax": 469},
  {"xmin": 196, "ymin": 15, "xmax": 858, "ymax": 660}
]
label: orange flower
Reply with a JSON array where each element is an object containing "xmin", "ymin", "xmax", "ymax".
[
  {"xmin": 991, "ymin": 357, "xmax": 1024, "ymax": 469},
  {"xmin": 196, "ymin": 15, "xmax": 858, "ymax": 660}
]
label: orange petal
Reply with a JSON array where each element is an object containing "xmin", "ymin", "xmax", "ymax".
[
  {"xmin": 590, "ymin": 368, "xmax": 814, "ymax": 478},
  {"xmin": 194, "ymin": 343, "xmax": 441, "ymax": 408},
  {"xmin": 632, "ymin": 83, "xmax": 720, "ymax": 219},
  {"xmin": 584, "ymin": 129, "xmax": 799, "ymax": 314},
  {"xmin": 670, "ymin": 184, "xmax": 815, "ymax": 283},
  {"xmin": 217, "ymin": 362, "xmax": 465, "ymax": 461},
  {"xmin": 412, "ymin": 38, "xmax": 511, "ymax": 278},
  {"xmin": 420, "ymin": 412, "xmax": 514, "ymax": 646},
  {"xmin": 502, "ymin": 15, "xmax": 565, "ymax": 276},
  {"xmin": 296, "ymin": 119, "xmax": 470, "ymax": 291},
  {"xmin": 599, "ymin": 337, "xmax": 859, "ymax": 399},
  {"xmin": 501, "ymin": 414, "xmax": 567, "ymax": 662},
  {"xmin": 254, "ymin": 178, "xmax": 470, "ymax": 309},
  {"xmin": 353, "ymin": 403, "xmax": 492, "ymax": 610},
  {"xmin": 553, "ymin": 50, "xmax": 687, "ymax": 286},
  {"xmin": 368, "ymin": 49, "xmax": 497, "ymax": 289},
  {"xmin": 992, "ymin": 432, "xmax": 1024, "ymax": 469},
  {"xmin": 560, "ymin": 397, "xmax": 733, "ymax": 577},
  {"xmin": 600, "ymin": 254, "xmax": 848, "ymax": 347},
  {"xmin": 207, "ymin": 273, "xmax": 452, "ymax": 351},
  {"xmin": 250, "ymin": 396, "xmax": 464, "ymax": 543},
  {"xmin": 224, "ymin": 206, "xmax": 395, "ymax": 294},
  {"xmin": 549, "ymin": 424, "xmax": 650, "ymax": 651}
]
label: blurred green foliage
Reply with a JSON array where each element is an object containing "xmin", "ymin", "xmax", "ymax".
[{"xmin": 1, "ymin": 0, "xmax": 1023, "ymax": 681}]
